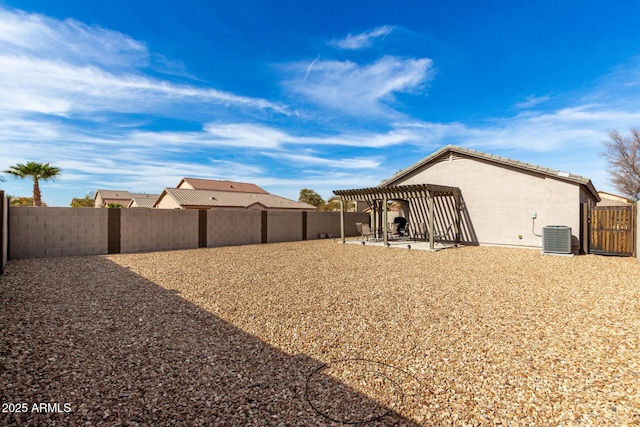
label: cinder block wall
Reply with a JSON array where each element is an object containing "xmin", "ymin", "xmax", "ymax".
[
  {"xmin": 267, "ymin": 211, "xmax": 303, "ymax": 243},
  {"xmin": 7, "ymin": 208, "xmax": 373, "ymax": 260},
  {"xmin": 120, "ymin": 209, "xmax": 198, "ymax": 253},
  {"xmin": 306, "ymin": 211, "xmax": 369, "ymax": 239},
  {"xmin": 207, "ymin": 209, "xmax": 261, "ymax": 247},
  {"xmin": 8, "ymin": 207, "xmax": 108, "ymax": 258},
  {"xmin": 637, "ymin": 202, "xmax": 639, "ymax": 262}
]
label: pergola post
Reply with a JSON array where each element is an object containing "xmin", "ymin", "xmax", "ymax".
[
  {"xmin": 383, "ymin": 198, "xmax": 388, "ymax": 246},
  {"xmin": 340, "ymin": 197, "xmax": 345, "ymax": 243},
  {"xmin": 371, "ymin": 201, "xmax": 376, "ymax": 238},
  {"xmin": 454, "ymin": 189, "xmax": 461, "ymax": 245},
  {"xmin": 428, "ymin": 190, "xmax": 434, "ymax": 250},
  {"xmin": 376, "ymin": 201, "xmax": 383, "ymax": 240}
]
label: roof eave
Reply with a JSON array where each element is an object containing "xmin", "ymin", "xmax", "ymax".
[{"xmin": 152, "ymin": 189, "xmax": 170, "ymax": 208}]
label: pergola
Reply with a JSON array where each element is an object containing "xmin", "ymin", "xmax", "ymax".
[{"xmin": 333, "ymin": 184, "xmax": 461, "ymax": 250}]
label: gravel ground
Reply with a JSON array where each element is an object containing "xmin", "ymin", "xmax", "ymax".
[{"xmin": 1, "ymin": 240, "xmax": 640, "ymax": 426}]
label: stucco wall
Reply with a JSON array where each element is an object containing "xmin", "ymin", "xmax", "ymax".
[
  {"xmin": 396, "ymin": 156, "xmax": 584, "ymax": 250},
  {"xmin": 120, "ymin": 209, "xmax": 198, "ymax": 253},
  {"xmin": 156, "ymin": 194, "xmax": 181, "ymax": 209},
  {"xmin": 542, "ymin": 177, "xmax": 581, "ymax": 250},
  {"xmin": 9, "ymin": 207, "xmax": 108, "ymax": 258},
  {"xmin": 207, "ymin": 209, "xmax": 261, "ymax": 247}
]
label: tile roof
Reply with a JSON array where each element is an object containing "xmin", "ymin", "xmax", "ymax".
[
  {"xmin": 178, "ymin": 178, "xmax": 268, "ymax": 194},
  {"xmin": 95, "ymin": 190, "xmax": 133, "ymax": 200},
  {"xmin": 380, "ymin": 145, "xmax": 600, "ymax": 201},
  {"xmin": 157, "ymin": 188, "xmax": 316, "ymax": 210},
  {"xmin": 128, "ymin": 194, "xmax": 159, "ymax": 208}
]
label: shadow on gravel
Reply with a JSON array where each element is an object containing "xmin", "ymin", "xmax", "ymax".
[{"xmin": 0, "ymin": 256, "xmax": 420, "ymax": 426}]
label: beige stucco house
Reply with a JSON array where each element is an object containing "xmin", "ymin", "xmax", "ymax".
[
  {"xmin": 94, "ymin": 190, "xmax": 158, "ymax": 208},
  {"xmin": 127, "ymin": 194, "xmax": 159, "ymax": 208},
  {"xmin": 154, "ymin": 178, "xmax": 316, "ymax": 211},
  {"xmin": 94, "ymin": 190, "xmax": 133, "ymax": 207},
  {"xmin": 596, "ymin": 191, "xmax": 634, "ymax": 207},
  {"xmin": 380, "ymin": 145, "xmax": 600, "ymax": 253},
  {"xmin": 176, "ymin": 177, "xmax": 269, "ymax": 194}
]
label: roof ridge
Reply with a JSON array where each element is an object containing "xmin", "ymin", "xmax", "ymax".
[
  {"xmin": 159, "ymin": 187, "xmax": 315, "ymax": 209},
  {"xmin": 445, "ymin": 145, "xmax": 590, "ymax": 181},
  {"xmin": 379, "ymin": 144, "xmax": 598, "ymax": 200},
  {"xmin": 169, "ymin": 187, "xmax": 269, "ymax": 195}
]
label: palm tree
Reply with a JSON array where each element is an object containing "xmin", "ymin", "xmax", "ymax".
[{"xmin": 3, "ymin": 162, "xmax": 61, "ymax": 207}]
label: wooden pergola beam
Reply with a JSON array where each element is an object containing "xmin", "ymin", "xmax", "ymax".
[{"xmin": 334, "ymin": 183, "xmax": 458, "ymax": 201}]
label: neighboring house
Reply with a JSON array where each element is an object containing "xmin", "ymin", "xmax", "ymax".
[
  {"xmin": 176, "ymin": 177, "xmax": 268, "ymax": 194},
  {"xmin": 94, "ymin": 190, "xmax": 157, "ymax": 208},
  {"xmin": 154, "ymin": 188, "xmax": 316, "ymax": 211},
  {"xmin": 154, "ymin": 178, "xmax": 315, "ymax": 211},
  {"xmin": 596, "ymin": 191, "xmax": 634, "ymax": 207},
  {"xmin": 128, "ymin": 194, "xmax": 159, "ymax": 208},
  {"xmin": 94, "ymin": 190, "xmax": 133, "ymax": 207},
  {"xmin": 379, "ymin": 145, "xmax": 600, "ymax": 253}
]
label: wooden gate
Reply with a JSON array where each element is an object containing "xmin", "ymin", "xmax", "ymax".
[{"xmin": 589, "ymin": 205, "xmax": 635, "ymax": 256}]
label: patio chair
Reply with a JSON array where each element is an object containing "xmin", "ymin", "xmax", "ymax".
[
  {"xmin": 434, "ymin": 223, "xmax": 453, "ymax": 242},
  {"xmin": 414, "ymin": 222, "xmax": 453, "ymax": 243},
  {"xmin": 361, "ymin": 223, "xmax": 373, "ymax": 241},
  {"xmin": 356, "ymin": 222, "xmax": 363, "ymax": 240},
  {"xmin": 387, "ymin": 222, "xmax": 399, "ymax": 240},
  {"xmin": 402, "ymin": 222, "xmax": 410, "ymax": 239}
]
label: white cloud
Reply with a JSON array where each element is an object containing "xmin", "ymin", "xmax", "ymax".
[
  {"xmin": 397, "ymin": 105, "xmax": 640, "ymax": 153},
  {"xmin": 201, "ymin": 123, "xmax": 287, "ymax": 148},
  {"xmin": 0, "ymin": 55, "xmax": 286, "ymax": 116},
  {"xmin": 285, "ymin": 55, "xmax": 434, "ymax": 117},
  {"xmin": 199, "ymin": 123, "xmax": 415, "ymax": 148},
  {"xmin": 298, "ymin": 129, "xmax": 415, "ymax": 148},
  {"xmin": 262, "ymin": 151, "xmax": 382, "ymax": 169},
  {"xmin": 205, "ymin": 160, "xmax": 265, "ymax": 177},
  {"xmin": 0, "ymin": 7, "xmax": 147, "ymax": 69},
  {"xmin": 514, "ymin": 95, "xmax": 551, "ymax": 109},
  {"xmin": 0, "ymin": 7, "xmax": 286, "ymax": 117},
  {"xmin": 329, "ymin": 26, "xmax": 395, "ymax": 50}
]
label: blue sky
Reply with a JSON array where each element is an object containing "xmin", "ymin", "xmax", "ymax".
[{"xmin": 1, "ymin": 1, "xmax": 640, "ymax": 206}]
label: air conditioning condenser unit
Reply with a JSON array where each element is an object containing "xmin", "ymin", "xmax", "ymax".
[{"xmin": 542, "ymin": 226, "xmax": 572, "ymax": 255}]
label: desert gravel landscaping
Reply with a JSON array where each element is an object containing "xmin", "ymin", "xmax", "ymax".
[{"xmin": 2, "ymin": 240, "xmax": 640, "ymax": 426}]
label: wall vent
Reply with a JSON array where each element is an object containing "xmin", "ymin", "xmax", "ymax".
[{"xmin": 542, "ymin": 226, "xmax": 572, "ymax": 254}]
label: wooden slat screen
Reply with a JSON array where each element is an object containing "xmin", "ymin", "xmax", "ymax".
[{"xmin": 590, "ymin": 206, "xmax": 635, "ymax": 256}]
